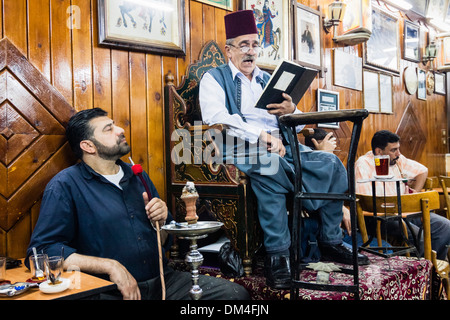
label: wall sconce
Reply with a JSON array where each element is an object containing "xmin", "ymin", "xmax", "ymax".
[
  {"xmin": 422, "ymin": 42, "xmax": 437, "ymax": 65},
  {"xmin": 323, "ymin": 0, "xmax": 347, "ymax": 37}
]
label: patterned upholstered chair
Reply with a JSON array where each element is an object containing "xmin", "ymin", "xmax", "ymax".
[{"xmin": 164, "ymin": 41, "xmax": 261, "ymax": 275}]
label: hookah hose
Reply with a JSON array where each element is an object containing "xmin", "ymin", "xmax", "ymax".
[{"xmin": 129, "ymin": 158, "xmax": 166, "ymax": 300}]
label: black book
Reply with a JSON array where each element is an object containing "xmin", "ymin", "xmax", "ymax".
[{"xmin": 255, "ymin": 59, "xmax": 318, "ymax": 109}]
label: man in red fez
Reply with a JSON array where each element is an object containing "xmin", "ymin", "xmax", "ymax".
[{"xmin": 200, "ymin": 10, "xmax": 368, "ymax": 290}]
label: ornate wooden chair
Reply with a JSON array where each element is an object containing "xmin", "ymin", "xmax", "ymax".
[
  {"xmin": 164, "ymin": 40, "xmax": 261, "ymax": 275},
  {"xmin": 356, "ymin": 190, "xmax": 449, "ymax": 299}
]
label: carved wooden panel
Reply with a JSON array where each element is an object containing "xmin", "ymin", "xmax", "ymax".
[
  {"xmin": 396, "ymin": 102, "xmax": 427, "ymax": 160},
  {"xmin": 0, "ymin": 38, "xmax": 75, "ymax": 256}
]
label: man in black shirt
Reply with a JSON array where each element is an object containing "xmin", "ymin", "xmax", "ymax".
[{"xmin": 26, "ymin": 108, "xmax": 249, "ymax": 300}]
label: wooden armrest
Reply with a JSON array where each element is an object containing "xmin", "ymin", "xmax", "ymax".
[
  {"xmin": 279, "ymin": 109, "xmax": 369, "ymax": 127},
  {"xmin": 187, "ymin": 123, "xmax": 225, "ymax": 132}
]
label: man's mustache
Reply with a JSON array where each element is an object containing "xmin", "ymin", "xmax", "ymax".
[{"xmin": 242, "ymin": 55, "xmax": 255, "ymax": 62}]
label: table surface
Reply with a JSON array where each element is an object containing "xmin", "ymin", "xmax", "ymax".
[{"xmin": 1, "ymin": 259, "xmax": 116, "ymax": 300}]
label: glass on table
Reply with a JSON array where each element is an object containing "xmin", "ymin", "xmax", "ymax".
[
  {"xmin": 374, "ymin": 155, "xmax": 390, "ymax": 176},
  {"xmin": 29, "ymin": 253, "xmax": 48, "ymax": 281},
  {"xmin": 0, "ymin": 257, "xmax": 6, "ymax": 281},
  {"xmin": 46, "ymin": 256, "xmax": 64, "ymax": 285}
]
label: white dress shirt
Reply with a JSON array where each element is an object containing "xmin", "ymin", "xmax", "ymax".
[{"xmin": 199, "ymin": 61, "xmax": 302, "ymax": 144}]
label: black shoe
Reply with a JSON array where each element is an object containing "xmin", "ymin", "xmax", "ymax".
[
  {"xmin": 264, "ymin": 255, "xmax": 291, "ymax": 289},
  {"xmin": 320, "ymin": 243, "xmax": 370, "ymax": 265}
]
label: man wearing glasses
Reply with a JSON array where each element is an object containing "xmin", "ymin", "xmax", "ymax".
[{"xmin": 199, "ymin": 10, "xmax": 368, "ymax": 290}]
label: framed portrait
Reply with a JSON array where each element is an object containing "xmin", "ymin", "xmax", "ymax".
[
  {"xmin": 403, "ymin": 20, "xmax": 420, "ymax": 62},
  {"xmin": 363, "ymin": 5, "xmax": 400, "ymax": 74},
  {"xmin": 97, "ymin": 0, "xmax": 186, "ymax": 56},
  {"xmin": 417, "ymin": 68, "xmax": 427, "ymax": 100},
  {"xmin": 342, "ymin": 0, "xmax": 372, "ymax": 34},
  {"xmin": 194, "ymin": 0, "xmax": 233, "ymax": 10},
  {"xmin": 240, "ymin": 0, "xmax": 291, "ymax": 70},
  {"xmin": 294, "ymin": 3, "xmax": 322, "ymax": 71},
  {"xmin": 363, "ymin": 69, "xmax": 393, "ymax": 114},
  {"xmin": 333, "ymin": 49, "xmax": 362, "ymax": 91},
  {"xmin": 317, "ymin": 89, "xmax": 340, "ymax": 129},
  {"xmin": 435, "ymin": 72, "xmax": 446, "ymax": 95}
]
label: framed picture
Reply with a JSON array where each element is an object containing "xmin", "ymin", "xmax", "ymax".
[
  {"xmin": 435, "ymin": 72, "xmax": 446, "ymax": 95},
  {"xmin": 444, "ymin": 37, "xmax": 450, "ymax": 65},
  {"xmin": 240, "ymin": 0, "xmax": 291, "ymax": 70},
  {"xmin": 417, "ymin": 68, "xmax": 427, "ymax": 100},
  {"xmin": 363, "ymin": 5, "xmax": 400, "ymax": 74},
  {"xmin": 379, "ymin": 73, "xmax": 393, "ymax": 113},
  {"xmin": 97, "ymin": 0, "xmax": 186, "ymax": 56},
  {"xmin": 194, "ymin": 0, "xmax": 233, "ymax": 10},
  {"xmin": 333, "ymin": 49, "xmax": 362, "ymax": 91},
  {"xmin": 426, "ymin": 0, "xmax": 449, "ymax": 21},
  {"xmin": 363, "ymin": 69, "xmax": 393, "ymax": 113},
  {"xmin": 403, "ymin": 20, "xmax": 420, "ymax": 62},
  {"xmin": 317, "ymin": 89, "xmax": 340, "ymax": 129},
  {"xmin": 294, "ymin": 3, "xmax": 322, "ymax": 71},
  {"xmin": 342, "ymin": 0, "xmax": 372, "ymax": 34}
]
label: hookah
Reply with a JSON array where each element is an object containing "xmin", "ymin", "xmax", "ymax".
[{"xmin": 162, "ymin": 181, "xmax": 223, "ymax": 300}]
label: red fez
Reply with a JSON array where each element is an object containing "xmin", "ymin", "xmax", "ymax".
[{"xmin": 224, "ymin": 10, "xmax": 258, "ymax": 39}]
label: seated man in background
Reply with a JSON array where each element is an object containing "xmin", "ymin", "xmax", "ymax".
[
  {"xmin": 26, "ymin": 108, "xmax": 249, "ymax": 300},
  {"xmin": 199, "ymin": 10, "xmax": 368, "ymax": 289},
  {"xmin": 355, "ymin": 130, "xmax": 450, "ymax": 260}
]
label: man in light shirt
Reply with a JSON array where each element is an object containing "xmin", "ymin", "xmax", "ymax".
[
  {"xmin": 199, "ymin": 10, "xmax": 368, "ymax": 290},
  {"xmin": 355, "ymin": 130, "xmax": 450, "ymax": 260}
]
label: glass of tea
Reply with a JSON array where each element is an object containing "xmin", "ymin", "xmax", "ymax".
[{"xmin": 374, "ymin": 155, "xmax": 390, "ymax": 176}]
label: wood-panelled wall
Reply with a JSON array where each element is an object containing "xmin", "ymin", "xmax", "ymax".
[{"xmin": 0, "ymin": 0, "xmax": 447, "ymax": 258}]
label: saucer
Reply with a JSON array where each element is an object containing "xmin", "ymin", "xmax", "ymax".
[
  {"xmin": 374, "ymin": 175, "xmax": 394, "ymax": 179},
  {"xmin": 39, "ymin": 277, "xmax": 70, "ymax": 294}
]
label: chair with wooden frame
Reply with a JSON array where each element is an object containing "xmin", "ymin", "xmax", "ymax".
[
  {"xmin": 356, "ymin": 190, "xmax": 449, "ymax": 299},
  {"xmin": 438, "ymin": 176, "xmax": 450, "ymax": 220}
]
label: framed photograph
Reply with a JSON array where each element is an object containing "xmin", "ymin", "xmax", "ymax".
[
  {"xmin": 342, "ymin": 0, "xmax": 372, "ymax": 34},
  {"xmin": 363, "ymin": 5, "xmax": 400, "ymax": 74},
  {"xmin": 333, "ymin": 49, "xmax": 362, "ymax": 91},
  {"xmin": 194, "ymin": 0, "xmax": 233, "ymax": 10},
  {"xmin": 426, "ymin": 0, "xmax": 449, "ymax": 21},
  {"xmin": 317, "ymin": 89, "xmax": 340, "ymax": 129},
  {"xmin": 379, "ymin": 73, "xmax": 393, "ymax": 113},
  {"xmin": 435, "ymin": 72, "xmax": 446, "ymax": 95},
  {"xmin": 417, "ymin": 68, "xmax": 427, "ymax": 100},
  {"xmin": 444, "ymin": 37, "xmax": 450, "ymax": 65},
  {"xmin": 363, "ymin": 70, "xmax": 379, "ymax": 112},
  {"xmin": 241, "ymin": 0, "xmax": 291, "ymax": 70},
  {"xmin": 97, "ymin": 0, "xmax": 186, "ymax": 56},
  {"xmin": 403, "ymin": 20, "xmax": 420, "ymax": 62},
  {"xmin": 294, "ymin": 3, "xmax": 322, "ymax": 71},
  {"xmin": 363, "ymin": 69, "xmax": 393, "ymax": 113}
]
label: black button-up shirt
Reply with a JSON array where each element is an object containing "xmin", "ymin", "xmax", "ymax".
[{"xmin": 26, "ymin": 160, "xmax": 173, "ymax": 282}]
